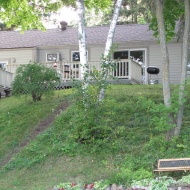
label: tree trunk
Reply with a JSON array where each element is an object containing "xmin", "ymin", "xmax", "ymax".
[
  {"xmin": 174, "ymin": 0, "xmax": 190, "ymax": 137},
  {"xmin": 99, "ymin": 0, "xmax": 123, "ymax": 101},
  {"xmin": 155, "ymin": 0, "xmax": 173, "ymax": 140},
  {"xmin": 104, "ymin": 0, "xmax": 123, "ymax": 57},
  {"xmin": 76, "ymin": 0, "xmax": 87, "ymax": 80},
  {"xmin": 155, "ymin": 0, "xmax": 171, "ymax": 107}
]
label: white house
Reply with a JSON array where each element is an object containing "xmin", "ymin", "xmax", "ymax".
[{"xmin": 0, "ymin": 23, "xmax": 183, "ymax": 88}]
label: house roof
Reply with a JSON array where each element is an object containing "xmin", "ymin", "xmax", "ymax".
[{"xmin": 0, "ymin": 24, "xmax": 156, "ymax": 49}]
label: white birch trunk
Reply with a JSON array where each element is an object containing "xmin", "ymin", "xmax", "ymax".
[
  {"xmin": 99, "ymin": 0, "xmax": 123, "ymax": 101},
  {"xmin": 76, "ymin": 0, "xmax": 87, "ymax": 80},
  {"xmin": 104, "ymin": 0, "xmax": 123, "ymax": 58},
  {"xmin": 174, "ymin": 0, "xmax": 190, "ymax": 137}
]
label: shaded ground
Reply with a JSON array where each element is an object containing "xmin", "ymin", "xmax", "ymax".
[{"xmin": 0, "ymin": 101, "xmax": 69, "ymax": 169}]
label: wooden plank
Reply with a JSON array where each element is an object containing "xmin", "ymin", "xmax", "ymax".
[{"xmin": 158, "ymin": 158, "xmax": 190, "ymax": 161}]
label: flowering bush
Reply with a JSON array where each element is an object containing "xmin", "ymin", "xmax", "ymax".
[
  {"xmin": 51, "ymin": 175, "xmax": 190, "ymax": 190},
  {"xmin": 51, "ymin": 180, "xmax": 109, "ymax": 190}
]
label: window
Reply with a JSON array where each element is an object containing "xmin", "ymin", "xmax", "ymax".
[
  {"xmin": 46, "ymin": 53, "xmax": 60, "ymax": 62},
  {"xmin": 130, "ymin": 51, "xmax": 144, "ymax": 63},
  {"xmin": 72, "ymin": 52, "xmax": 80, "ymax": 61},
  {"xmin": 73, "ymin": 64, "xmax": 79, "ymax": 68},
  {"xmin": 113, "ymin": 51, "xmax": 128, "ymax": 59},
  {"xmin": 0, "ymin": 63, "xmax": 6, "ymax": 70},
  {"xmin": 113, "ymin": 50, "xmax": 145, "ymax": 62},
  {"xmin": 71, "ymin": 51, "xmax": 88, "ymax": 62},
  {"xmin": 0, "ymin": 60, "xmax": 8, "ymax": 70}
]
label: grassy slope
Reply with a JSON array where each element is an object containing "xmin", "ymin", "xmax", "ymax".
[
  {"xmin": 0, "ymin": 90, "xmax": 71, "ymax": 165},
  {"xmin": 0, "ymin": 85, "xmax": 190, "ymax": 190}
]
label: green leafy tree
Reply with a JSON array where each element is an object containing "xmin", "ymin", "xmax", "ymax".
[
  {"xmin": 0, "ymin": 22, "xmax": 15, "ymax": 31},
  {"xmin": 117, "ymin": 0, "xmax": 151, "ymax": 24},
  {"xmin": 0, "ymin": 0, "xmax": 62, "ymax": 31},
  {"xmin": 12, "ymin": 61, "xmax": 59, "ymax": 101},
  {"xmin": 85, "ymin": 0, "xmax": 153, "ymax": 26},
  {"xmin": 149, "ymin": 0, "xmax": 184, "ymax": 41}
]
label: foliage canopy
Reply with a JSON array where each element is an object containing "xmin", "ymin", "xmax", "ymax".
[
  {"xmin": 0, "ymin": 0, "xmax": 62, "ymax": 31},
  {"xmin": 149, "ymin": 0, "xmax": 184, "ymax": 41}
]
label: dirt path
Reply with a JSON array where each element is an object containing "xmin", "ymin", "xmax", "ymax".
[{"xmin": 0, "ymin": 101, "xmax": 69, "ymax": 169}]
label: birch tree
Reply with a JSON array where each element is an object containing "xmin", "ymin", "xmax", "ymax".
[
  {"xmin": 104, "ymin": 0, "xmax": 123, "ymax": 58},
  {"xmin": 174, "ymin": 0, "xmax": 190, "ymax": 137},
  {"xmin": 76, "ymin": 0, "xmax": 88, "ymax": 81},
  {"xmin": 76, "ymin": 0, "xmax": 113, "ymax": 81},
  {"xmin": 99, "ymin": 0, "xmax": 123, "ymax": 101}
]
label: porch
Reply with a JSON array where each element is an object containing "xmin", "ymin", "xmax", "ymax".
[
  {"xmin": 53, "ymin": 59, "xmax": 142, "ymax": 83},
  {"xmin": 5, "ymin": 59, "xmax": 142, "ymax": 88}
]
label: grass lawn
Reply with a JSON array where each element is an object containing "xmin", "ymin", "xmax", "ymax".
[{"xmin": 0, "ymin": 84, "xmax": 190, "ymax": 190}]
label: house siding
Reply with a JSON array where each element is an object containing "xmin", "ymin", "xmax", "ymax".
[
  {"xmin": 0, "ymin": 42, "xmax": 183, "ymax": 85},
  {"xmin": 149, "ymin": 42, "xmax": 182, "ymax": 84},
  {"xmin": 0, "ymin": 48, "xmax": 34, "ymax": 65},
  {"xmin": 90, "ymin": 46, "xmax": 104, "ymax": 61},
  {"xmin": 0, "ymin": 48, "xmax": 34, "ymax": 74},
  {"xmin": 38, "ymin": 46, "xmax": 106, "ymax": 63},
  {"xmin": 0, "ymin": 25, "xmax": 185, "ymax": 86},
  {"xmin": 38, "ymin": 47, "xmax": 71, "ymax": 63}
]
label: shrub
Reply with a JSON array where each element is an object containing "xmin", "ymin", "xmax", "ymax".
[
  {"xmin": 68, "ymin": 57, "xmax": 116, "ymax": 144},
  {"xmin": 12, "ymin": 61, "xmax": 59, "ymax": 101}
]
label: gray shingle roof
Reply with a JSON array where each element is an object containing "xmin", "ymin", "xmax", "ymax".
[{"xmin": 0, "ymin": 24, "xmax": 156, "ymax": 49}]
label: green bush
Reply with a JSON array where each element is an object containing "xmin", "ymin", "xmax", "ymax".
[
  {"xmin": 68, "ymin": 58, "xmax": 116, "ymax": 143},
  {"xmin": 12, "ymin": 61, "xmax": 59, "ymax": 101}
]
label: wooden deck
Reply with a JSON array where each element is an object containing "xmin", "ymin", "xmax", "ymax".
[{"xmin": 1, "ymin": 60, "xmax": 142, "ymax": 94}]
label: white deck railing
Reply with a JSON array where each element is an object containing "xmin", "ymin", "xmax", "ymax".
[
  {"xmin": 129, "ymin": 60, "xmax": 142, "ymax": 83},
  {"xmin": 0, "ymin": 69, "xmax": 14, "ymax": 88},
  {"xmin": 4, "ymin": 59, "xmax": 142, "ymax": 85},
  {"xmin": 47, "ymin": 60, "xmax": 136, "ymax": 81}
]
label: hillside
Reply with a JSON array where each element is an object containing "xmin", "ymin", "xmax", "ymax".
[{"xmin": 0, "ymin": 85, "xmax": 190, "ymax": 190}]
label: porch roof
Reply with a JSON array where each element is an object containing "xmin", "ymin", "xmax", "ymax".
[{"xmin": 0, "ymin": 24, "xmax": 156, "ymax": 49}]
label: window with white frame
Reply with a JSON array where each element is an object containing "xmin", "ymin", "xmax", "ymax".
[
  {"xmin": 71, "ymin": 51, "xmax": 88, "ymax": 62},
  {"xmin": 46, "ymin": 53, "xmax": 60, "ymax": 62},
  {"xmin": 113, "ymin": 50, "xmax": 145, "ymax": 62}
]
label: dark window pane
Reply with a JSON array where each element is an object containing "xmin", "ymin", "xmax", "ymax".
[
  {"xmin": 113, "ymin": 51, "xmax": 128, "ymax": 59},
  {"xmin": 130, "ymin": 51, "xmax": 144, "ymax": 62},
  {"xmin": 72, "ymin": 52, "xmax": 80, "ymax": 61}
]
